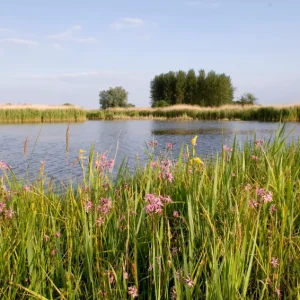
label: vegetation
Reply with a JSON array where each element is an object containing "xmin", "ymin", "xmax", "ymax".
[
  {"xmin": 99, "ymin": 86, "xmax": 135, "ymax": 109},
  {"xmin": 150, "ymin": 69, "xmax": 235, "ymax": 107},
  {"xmin": 0, "ymin": 108, "xmax": 86, "ymax": 123},
  {"xmin": 86, "ymin": 105, "xmax": 300, "ymax": 122},
  {"xmin": 0, "ymin": 128, "xmax": 299, "ymax": 299},
  {"xmin": 235, "ymin": 93, "xmax": 258, "ymax": 106}
]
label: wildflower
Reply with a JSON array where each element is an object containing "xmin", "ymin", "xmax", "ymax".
[
  {"xmin": 244, "ymin": 184, "xmax": 252, "ymax": 191},
  {"xmin": 172, "ymin": 247, "xmax": 179, "ymax": 257},
  {"xmin": 0, "ymin": 202, "xmax": 6, "ymax": 213},
  {"xmin": 255, "ymin": 139, "xmax": 264, "ymax": 146},
  {"xmin": 232, "ymin": 172, "xmax": 236, "ymax": 177},
  {"xmin": 55, "ymin": 232, "xmax": 61, "ymax": 238},
  {"xmin": 251, "ymin": 155, "xmax": 258, "ymax": 161},
  {"xmin": 269, "ymin": 204, "xmax": 277, "ymax": 214},
  {"xmin": 96, "ymin": 217, "xmax": 104, "ymax": 227},
  {"xmin": 223, "ymin": 145, "xmax": 233, "ymax": 152},
  {"xmin": 23, "ymin": 185, "xmax": 30, "ymax": 192},
  {"xmin": 147, "ymin": 140, "xmax": 158, "ymax": 147},
  {"xmin": 184, "ymin": 276, "xmax": 194, "ymax": 288},
  {"xmin": 256, "ymin": 188, "xmax": 266, "ymax": 196},
  {"xmin": 262, "ymin": 191, "xmax": 273, "ymax": 203},
  {"xmin": 5, "ymin": 207, "xmax": 14, "ymax": 219},
  {"xmin": 109, "ymin": 273, "xmax": 115, "ymax": 284},
  {"xmin": 79, "ymin": 149, "xmax": 86, "ymax": 154},
  {"xmin": 167, "ymin": 143, "xmax": 173, "ymax": 150},
  {"xmin": 128, "ymin": 286, "xmax": 139, "ymax": 298},
  {"xmin": 271, "ymin": 257, "xmax": 279, "ymax": 268},
  {"xmin": 275, "ymin": 288, "xmax": 281, "ymax": 298},
  {"xmin": 173, "ymin": 210, "xmax": 179, "ymax": 218},
  {"xmin": 191, "ymin": 135, "xmax": 198, "ymax": 146},
  {"xmin": 0, "ymin": 161, "xmax": 9, "ymax": 170},
  {"xmin": 51, "ymin": 249, "xmax": 57, "ymax": 256},
  {"xmin": 98, "ymin": 198, "xmax": 112, "ymax": 216},
  {"xmin": 78, "ymin": 149, "xmax": 86, "ymax": 159},
  {"xmin": 85, "ymin": 201, "xmax": 93, "ymax": 213},
  {"xmin": 171, "ymin": 286, "xmax": 177, "ymax": 300},
  {"xmin": 44, "ymin": 235, "xmax": 50, "ymax": 242},
  {"xmin": 144, "ymin": 194, "xmax": 172, "ymax": 216},
  {"xmin": 123, "ymin": 271, "xmax": 129, "ymax": 280},
  {"xmin": 166, "ymin": 172, "xmax": 174, "ymax": 182},
  {"xmin": 249, "ymin": 200, "xmax": 259, "ymax": 208},
  {"xmin": 189, "ymin": 157, "xmax": 203, "ymax": 166},
  {"xmin": 150, "ymin": 161, "xmax": 158, "ymax": 168}
]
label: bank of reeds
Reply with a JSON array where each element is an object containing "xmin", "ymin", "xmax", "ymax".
[
  {"xmin": 0, "ymin": 108, "xmax": 86, "ymax": 123},
  {"xmin": 0, "ymin": 127, "xmax": 299, "ymax": 299},
  {"xmin": 86, "ymin": 104, "xmax": 300, "ymax": 122}
]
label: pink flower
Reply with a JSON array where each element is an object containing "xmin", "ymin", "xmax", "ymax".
[
  {"xmin": 173, "ymin": 211, "xmax": 179, "ymax": 218},
  {"xmin": 150, "ymin": 161, "xmax": 158, "ymax": 168},
  {"xmin": 123, "ymin": 272, "xmax": 128, "ymax": 280},
  {"xmin": 0, "ymin": 202, "xmax": 6, "ymax": 213},
  {"xmin": 255, "ymin": 139, "xmax": 264, "ymax": 146},
  {"xmin": 262, "ymin": 191, "xmax": 273, "ymax": 203},
  {"xmin": 128, "ymin": 286, "xmax": 138, "ymax": 298},
  {"xmin": 249, "ymin": 200, "xmax": 259, "ymax": 208},
  {"xmin": 44, "ymin": 235, "xmax": 50, "ymax": 242},
  {"xmin": 271, "ymin": 257, "xmax": 279, "ymax": 268},
  {"xmin": 0, "ymin": 161, "xmax": 9, "ymax": 170},
  {"xmin": 184, "ymin": 276, "xmax": 194, "ymax": 288},
  {"xmin": 85, "ymin": 201, "xmax": 93, "ymax": 213},
  {"xmin": 5, "ymin": 207, "xmax": 14, "ymax": 219},
  {"xmin": 167, "ymin": 143, "xmax": 173, "ymax": 150},
  {"xmin": 244, "ymin": 184, "xmax": 252, "ymax": 191},
  {"xmin": 55, "ymin": 232, "xmax": 61, "ymax": 238},
  {"xmin": 223, "ymin": 145, "xmax": 233, "ymax": 152},
  {"xmin": 23, "ymin": 185, "xmax": 30, "ymax": 192},
  {"xmin": 251, "ymin": 155, "xmax": 258, "ymax": 161},
  {"xmin": 275, "ymin": 287, "xmax": 281, "ymax": 298},
  {"xmin": 51, "ymin": 249, "xmax": 57, "ymax": 256},
  {"xmin": 98, "ymin": 198, "xmax": 112, "ymax": 216},
  {"xmin": 96, "ymin": 217, "xmax": 104, "ymax": 227},
  {"xmin": 256, "ymin": 188, "xmax": 266, "ymax": 196},
  {"xmin": 144, "ymin": 194, "xmax": 172, "ymax": 216}
]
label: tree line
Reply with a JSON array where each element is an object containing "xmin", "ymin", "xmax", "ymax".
[{"xmin": 150, "ymin": 69, "xmax": 235, "ymax": 107}]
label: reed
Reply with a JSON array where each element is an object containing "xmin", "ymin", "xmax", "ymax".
[
  {"xmin": 86, "ymin": 105, "xmax": 300, "ymax": 122},
  {"xmin": 0, "ymin": 127, "xmax": 299, "ymax": 299},
  {"xmin": 0, "ymin": 108, "xmax": 86, "ymax": 123}
]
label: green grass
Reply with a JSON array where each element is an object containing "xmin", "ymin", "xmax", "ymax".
[
  {"xmin": 0, "ymin": 128, "xmax": 299, "ymax": 299},
  {"xmin": 86, "ymin": 105, "xmax": 300, "ymax": 122},
  {"xmin": 0, "ymin": 108, "xmax": 86, "ymax": 123}
]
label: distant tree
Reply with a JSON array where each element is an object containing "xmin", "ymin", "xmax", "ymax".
[
  {"xmin": 237, "ymin": 93, "xmax": 258, "ymax": 105},
  {"xmin": 175, "ymin": 70, "xmax": 186, "ymax": 104},
  {"xmin": 185, "ymin": 69, "xmax": 197, "ymax": 104},
  {"xmin": 99, "ymin": 86, "xmax": 128, "ymax": 109},
  {"xmin": 150, "ymin": 68, "xmax": 234, "ymax": 107}
]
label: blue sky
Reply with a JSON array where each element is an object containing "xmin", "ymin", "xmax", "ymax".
[{"xmin": 0, "ymin": 0, "xmax": 299, "ymax": 108}]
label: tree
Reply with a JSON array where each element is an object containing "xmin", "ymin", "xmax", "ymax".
[
  {"xmin": 99, "ymin": 86, "xmax": 128, "ymax": 109},
  {"xmin": 185, "ymin": 69, "xmax": 197, "ymax": 104},
  {"xmin": 237, "ymin": 93, "xmax": 258, "ymax": 105},
  {"xmin": 175, "ymin": 70, "xmax": 186, "ymax": 104}
]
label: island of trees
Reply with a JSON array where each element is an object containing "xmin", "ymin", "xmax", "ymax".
[{"xmin": 150, "ymin": 69, "xmax": 236, "ymax": 107}]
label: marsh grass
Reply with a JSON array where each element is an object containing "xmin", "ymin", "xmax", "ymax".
[
  {"xmin": 86, "ymin": 105, "xmax": 300, "ymax": 122},
  {"xmin": 0, "ymin": 127, "xmax": 300, "ymax": 299},
  {"xmin": 0, "ymin": 108, "xmax": 86, "ymax": 123}
]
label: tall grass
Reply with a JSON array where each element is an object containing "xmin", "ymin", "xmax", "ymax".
[
  {"xmin": 0, "ymin": 108, "xmax": 86, "ymax": 123},
  {"xmin": 0, "ymin": 128, "xmax": 300, "ymax": 299},
  {"xmin": 86, "ymin": 105, "xmax": 300, "ymax": 122}
]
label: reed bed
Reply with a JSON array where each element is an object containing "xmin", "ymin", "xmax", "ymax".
[
  {"xmin": 86, "ymin": 105, "xmax": 300, "ymax": 122},
  {"xmin": 0, "ymin": 108, "xmax": 86, "ymax": 123},
  {"xmin": 0, "ymin": 127, "xmax": 299, "ymax": 299}
]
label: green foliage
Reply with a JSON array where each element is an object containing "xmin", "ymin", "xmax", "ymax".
[
  {"xmin": 152, "ymin": 100, "xmax": 169, "ymax": 108},
  {"xmin": 99, "ymin": 86, "xmax": 129, "ymax": 109},
  {"xmin": 0, "ymin": 108, "xmax": 86, "ymax": 123},
  {"xmin": 151, "ymin": 69, "xmax": 234, "ymax": 107},
  {"xmin": 235, "ymin": 93, "xmax": 258, "ymax": 105},
  {"xmin": 0, "ymin": 130, "xmax": 299, "ymax": 298}
]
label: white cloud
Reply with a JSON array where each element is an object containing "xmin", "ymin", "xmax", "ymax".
[
  {"xmin": 30, "ymin": 70, "xmax": 135, "ymax": 82},
  {"xmin": 51, "ymin": 43, "xmax": 64, "ymax": 50},
  {"xmin": 111, "ymin": 18, "xmax": 144, "ymax": 30},
  {"xmin": 47, "ymin": 25, "xmax": 96, "ymax": 43},
  {"xmin": 186, "ymin": 0, "xmax": 222, "ymax": 8},
  {"xmin": 0, "ymin": 38, "xmax": 40, "ymax": 46}
]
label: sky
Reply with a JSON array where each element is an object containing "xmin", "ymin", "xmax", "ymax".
[{"xmin": 0, "ymin": 0, "xmax": 299, "ymax": 108}]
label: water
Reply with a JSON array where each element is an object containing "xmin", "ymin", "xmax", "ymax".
[{"xmin": 1, "ymin": 120, "xmax": 300, "ymax": 182}]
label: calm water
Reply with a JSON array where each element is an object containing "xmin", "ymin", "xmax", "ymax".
[{"xmin": 1, "ymin": 120, "xmax": 300, "ymax": 181}]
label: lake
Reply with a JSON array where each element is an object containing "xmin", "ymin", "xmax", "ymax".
[{"xmin": 1, "ymin": 120, "xmax": 300, "ymax": 182}]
